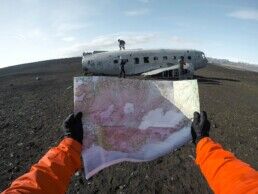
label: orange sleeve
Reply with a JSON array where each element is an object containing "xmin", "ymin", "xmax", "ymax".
[
  {"xmin": 2, "ymin": 137, "xmax": 82, "ymax": 194},
  {"xmin": 196, "ymin": 137, "xmax": 258, "ymax": 194}
]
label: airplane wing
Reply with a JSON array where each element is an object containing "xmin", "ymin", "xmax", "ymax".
[{"xmin": 141, "ymin": 65, "xmax": 180, "ymax": 76}]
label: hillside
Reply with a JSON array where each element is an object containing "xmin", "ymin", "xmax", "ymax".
[{"xmin": 208, "ymin": 57, "xmax": 258, "ymax": 72}]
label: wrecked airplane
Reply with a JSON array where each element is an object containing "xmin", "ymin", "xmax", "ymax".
[{"xmin": 82, "ymin": 49, "xmax": 208, "ymax": 79}]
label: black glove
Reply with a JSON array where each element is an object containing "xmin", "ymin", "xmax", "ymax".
[
  {"xmin": 191, "ymin": 111, "xmax": 210, "ymax": 145},
  {"xmin": 63, "ymin": 112, "xmax": 83, "ymax": 144}
]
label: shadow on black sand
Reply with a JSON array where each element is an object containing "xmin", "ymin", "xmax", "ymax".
[{"xmin": 194, "ymin": 75, "xmax": 240, "ymax": 85}]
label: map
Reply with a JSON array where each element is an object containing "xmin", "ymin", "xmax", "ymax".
[{"xmin": 74, "ymin": 76, "xmax": 200, "ymax": 179}]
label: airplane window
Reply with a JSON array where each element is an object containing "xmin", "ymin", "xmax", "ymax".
[
  {"xmin": 134, "ymin": 58, "xmax": 139, "ymax": 64},
  {"xmin": 144, "ymin": 57, "xmax": 149, "ymax": 63},
  {"xmin": 173, "ymin": 56, "xmax": 177, "ymax": 60},
  {"xmin": 114, "ymin": 59, "xmax": 118, "ymax": 64},
  {"xmin": 154, "ymin": 56, "xmax": 158, "ymax": 60},
  {"xmin": 188, "ymin": 56, "xmax": 191, "ymax": 60},
  {"xmin": 163, "ymin": 56, "xmax": 168, "ymax": 60},
  {"xmin": 202, "ymin": 53, "xmax": 206, "ymax": 58}
]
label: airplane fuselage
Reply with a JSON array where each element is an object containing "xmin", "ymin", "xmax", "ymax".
[{"xmin": 82, "ymin": 49, "xmax": 208, "ymax": 75}]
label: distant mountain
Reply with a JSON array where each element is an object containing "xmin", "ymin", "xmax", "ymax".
[{"xmin": 207, "ymin": 57, "xmax": 258, "ymax": 73}]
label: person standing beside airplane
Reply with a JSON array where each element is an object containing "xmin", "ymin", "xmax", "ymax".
[
  {"xmin": 118, "ymin": 39, "xmax": 126, "ymax": 50},
  {"xmin": 178, "ymin": 56, "xmax": 186, "ymax": 78},
  {"xmin": 119, "ymin": 56, "xmax": 127, "ymax": 78}
]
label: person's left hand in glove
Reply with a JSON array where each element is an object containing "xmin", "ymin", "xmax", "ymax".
[
  {"xmin": 2, "ymin": 113, "xmax": 84, "ymax": 193},
  {"xmin": 63, "ymin": 112, "xmax": 83, "ymax": 144}
]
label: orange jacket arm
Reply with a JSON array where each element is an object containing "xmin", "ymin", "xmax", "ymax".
[
  {"xmin": 2, "ymin": 138, "xmax": 82, "ymax": 194},
  {"xmin": 196, "ymin": 137, "xmax": 258, "ymax": 194}
]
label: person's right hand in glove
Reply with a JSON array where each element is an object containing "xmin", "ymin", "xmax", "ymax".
[
  {"xmin": 191, "ymin": 111, "xmax": 210, "ymax": 145},
  {"xmin": 191, "ymin": 111, "xmax": 258, "ymax": 194}
]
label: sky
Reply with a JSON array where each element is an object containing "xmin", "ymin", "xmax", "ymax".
[{"xmin": 0, "ymin": 0, "xmax": 258, "ymax": 68}]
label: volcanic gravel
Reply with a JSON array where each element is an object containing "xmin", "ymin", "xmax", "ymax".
[{"xmin": 0, "ymin": 58, "xmax": 257, "ymax": 193}]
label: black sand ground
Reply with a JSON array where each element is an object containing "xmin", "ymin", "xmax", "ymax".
[{"xmin": 0, "ymin": 58, "xmax": 257, "ymax": 193}]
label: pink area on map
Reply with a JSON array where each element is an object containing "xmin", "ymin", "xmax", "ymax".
[{"xmin": 74, "ymin": 77, "xmax": 194, "ymax": 179}]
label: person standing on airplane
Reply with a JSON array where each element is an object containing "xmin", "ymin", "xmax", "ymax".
[{"xmin": 118, "ymin": 39, "xmax": 126, "ymax": 50}]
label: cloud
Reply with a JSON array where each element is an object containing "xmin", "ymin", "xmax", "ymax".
[
  {"xmin": 124, "ymin": 8, "xmax": 150, "ymax": 16},
  {"xmin": 62, "ymin": 36, "xmax": 75, "ymax": 42},
  {"xmin": 55, "ymin": 22, "xmax": 89, "ymax": 37},
  {"xmin": 229, "ymin": 9, "xmax": 258, "ymax": 21},
  {"xmin": 59, "ymin": 33, "xmax": 202, "ymax": 57},
  {"xmin": 27, "ymin": 28, "xmax": 45, "ymax": 39},
  {"xmin": 59, "ymin": 33, "xmax": 155, "ymax": 57},
  {"xmin": 13, "ymin": 34, "xmax": 26, "ymax": 41},
  {"xmin": 13, "ymin": 28, "xmax": 47, "ymax": 41},
  {"xmin": 169, "ymin": 36, "xmax": 201, "ymax": 48},
  {"xmin": 56, "ymin": 23, "xmax": 87, "ymax": 33}
]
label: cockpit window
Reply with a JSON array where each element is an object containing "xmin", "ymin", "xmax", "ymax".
[
  {"xmin": 201, "ymin": 53, "xmax": 206, "ymax": 59},
  {"xmin": 188, "ymin": 56, "xmax": 191, "ymax": 60},
  {"xmin": 83, "ymin": 52, "xmax": 92, "ymax": 57}
]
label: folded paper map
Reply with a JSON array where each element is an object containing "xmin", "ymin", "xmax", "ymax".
[{"xmin": 74, "ymin": 76, "xmax": 200, "ymax": 179}]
